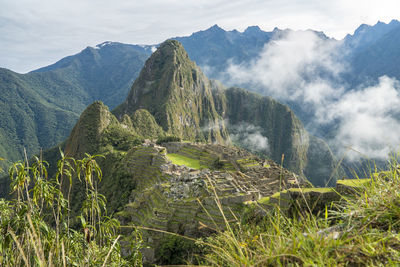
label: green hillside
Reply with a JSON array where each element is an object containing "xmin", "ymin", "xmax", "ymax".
[
  {"xmin": 0, "ymin": 68, "xmax": 79, "ymax": 165},
  {"xmin": 114, "ymin": 40, "xmax": 230, "ymax": 145},
  {"xmin": 0, "ymin": 43, "xmax": 150, "ymax": 165}
]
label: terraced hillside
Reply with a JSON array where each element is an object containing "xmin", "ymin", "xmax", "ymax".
[
  {"xmin": 257, "ymin": 177, "xmax": 372, "ymax": 216},
  {"xmin": 114, "ymin": 141, "xmax": 308, "ymax": 261}
]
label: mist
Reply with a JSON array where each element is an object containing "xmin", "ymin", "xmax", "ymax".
[
  {"xmin": 222, "ymin": 30, "xmax": 400, "ymax": 161},
  {"xmin": 229, "ymin": 123, "xmax": 270, "ymax": 155}
]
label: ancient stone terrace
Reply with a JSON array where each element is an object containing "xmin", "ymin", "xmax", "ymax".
[{"xmin": 117, "ymin": 141, "xmax": 309, "ymax": 257}]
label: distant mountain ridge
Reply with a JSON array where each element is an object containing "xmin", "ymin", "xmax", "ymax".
[
  {"xmin": 1, "ymin": 20, "xmax": 400, "ymax": 169},
  {"xmin": 0, "ymin": 42, "xmax": 151, "ymax": 164},
  {"xmin": 345, "ymin": 20, "xmax": 400, "ymax": 84},
  {"xmin": 344, "ymin": 19, "xmax": 400, "ymax": 52}
]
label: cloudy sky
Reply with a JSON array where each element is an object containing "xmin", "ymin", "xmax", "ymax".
[{"xmin": 1, "ymin": 0, "xmax": 399, "ymax": 73}]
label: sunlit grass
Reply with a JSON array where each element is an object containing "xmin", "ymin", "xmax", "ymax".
[
  {"xmin": 166, "ymin": 153, "xmax": 206, "ymax": 169},
  {"xmin": 197, "ymin": 156, "xmax": 400, "ymax": 266},
  {"xmin": 336, "ymin": 178, "xmax": 371, "ymax": 187}
]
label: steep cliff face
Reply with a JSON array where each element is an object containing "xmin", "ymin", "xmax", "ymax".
[
  {"xmin": 114, "ymin": 40, "xmax": 229, "ymax": 144},
  {"xmin": 212, "ymin": 86, "xmax": 338, "ymax": 186}
]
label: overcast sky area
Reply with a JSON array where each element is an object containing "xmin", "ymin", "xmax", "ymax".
[{"xmin": 1, "ymin": 0, "xmax": 400, "ymax": 73}]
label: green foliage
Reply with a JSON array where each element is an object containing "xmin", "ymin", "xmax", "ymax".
[
  {"xmin": 0, "ymin": 152, "xmax": 143, "ymax": 266},
  {"xmin": 157, "ymin": 235, "xmax": 201, "ymax": 265},
  {"xmin": 156, "ymin": 135, "xmax": 181, "ymax": 144},
  {"xmin": 130, "ymin": 109, "xmax": 165, "ymax": 139},
  {"xmin": 0, "ymin": 68, "xmax": 79, "ymax": 164},
  {"xmin": 336, "ymin": 178, "xmax": 371, "ymax": 187},
  {"xmin": 101, "ymin": 124, "xmax": 143, "ymax": 151},
  {"xmin": 0, "ymin": 44, "xmax": 150, "ymax": 166}
]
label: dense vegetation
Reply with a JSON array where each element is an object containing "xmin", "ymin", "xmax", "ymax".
[
  {"xmin": 2, "ymin": 147, "xmax": 400, "ymax": 266},
  {"xmin": 0, "ymin": 44, "xmax": 150, "ymax": 165},
  {"xmin": 0, "ymin": 153, "xmax": 142, "ymax": 266}
]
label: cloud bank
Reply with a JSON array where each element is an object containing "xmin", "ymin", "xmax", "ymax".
[
  {"xmin": 229, "ymin": 123, "xmax": 270, "ymax": 154},
  {"xmin": 224, "ymin": 30, "xmax": 400, "ymax": 161}
]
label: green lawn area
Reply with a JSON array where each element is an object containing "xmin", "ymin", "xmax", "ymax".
[
  {"xmin": 258, "ymin": 187, "xmax": 334, "ymax": 204},
  {"xmin": 336, "ymin": 178, "xmax": 370, "ymax": 187},
  {"xmin": 166, "ymin": 153, "xmax": 206, "ymax": 169},
  {"xmin": 288, "ymin": 187, "xmax": 334, "ymax": 193}
]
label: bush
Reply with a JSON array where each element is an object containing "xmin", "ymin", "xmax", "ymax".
[
  {"xmin": 0, "ymin": 152, "xmax": 143, "ymax": 266},
  {"xmin": 101, "ymin": 125, "xmax": 143, "ymax": 150},
  {"xmin": 157, "ymin": 235, "xmax": 201, "ymax": 265},
  {"xmin": 156, "ymin": 135, "xmax": 181, "ymax": 145}
]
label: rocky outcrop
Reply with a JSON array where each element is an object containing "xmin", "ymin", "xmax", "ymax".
[
  {"xmin": 114, "ymin": 40, "xmax": 230, "ymax": 144},
  {"xmin": 64, "ymin": 101, "xmax": 114, "ymax": 156},
  {"xmin": 213, "ymin": 86, "xmax": 339, "ymax": 186}
]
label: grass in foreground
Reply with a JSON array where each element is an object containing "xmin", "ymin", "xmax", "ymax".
[
  {"xmin": 0, "ymin": 152, "xmax": 142, "ymax": 266},
  {"xmin": 197, "ymin": 159, "xmax": 400, "ymax": 266},
  {"xmin": 336, "ymin": 178, "xmax": 371, "ymax": 187}
]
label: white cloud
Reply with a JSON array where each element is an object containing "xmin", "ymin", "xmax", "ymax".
[
  {"xmin": 323, "ymin": 76, "xmax": 400, "ymax": 160},
  {"xmin": 229, "ymin": 123, "xmax": 270, "ymax": 153},
  {"xmin": 1, "ymin": 0, "xmax": 400, "ymax": 72},
  {"xmin": 226, "ymin": 30, "xmax": 345, "ymax": 107},
  {"xmin": 224, "ymin": 31, "xmax": 400, "ymax": 161}
]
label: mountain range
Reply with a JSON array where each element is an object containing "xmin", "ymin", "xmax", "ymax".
[{"xmin": 1, "ymin": 20, "xmax": 400, "ymax": 178}]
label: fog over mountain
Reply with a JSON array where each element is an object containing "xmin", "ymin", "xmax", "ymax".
[{"xmin": 208, "ymin": 22, "xmax": 400, "ymax": 161}]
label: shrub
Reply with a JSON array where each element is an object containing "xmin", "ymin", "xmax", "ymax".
[
  {"xmin": 156, "ymin": 135, "xmax": 181, "ymax": 145},
  {"xmin": 157, "ymin": 235, "xmax": 201, "ymax": 265},
  {"xmin": 0, "ymin": 152, "xmax": 143, "ymax": 266}
]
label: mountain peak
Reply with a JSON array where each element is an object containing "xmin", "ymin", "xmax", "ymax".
[
  {"xmin": 65, "ymin": 101, "xmax": 114, "ymax": 156},
  {"xmin": 346, "ymin": 20, "xmax": 400, "ymax": 49},
  {"xmin": 131, "ymin": 39, "xmax": 190, "ymax": 82},
  {"xmin": 95, "ymin": 41, "xmax": 114, "ymax": 49},
  {"xmin": 244, "ymin": 25, "xmax": 261, "ymax": 34},
  {"xmin": 155, "ymin": 39, "xmax": 186, "ymax": 55},
  {"xmin": 208, "ymin": 24, "xmax": 223, "ymax": 32},
  {"xmin": 114, "ymin": 40, "xmax": 229, "ymax": 144}
]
